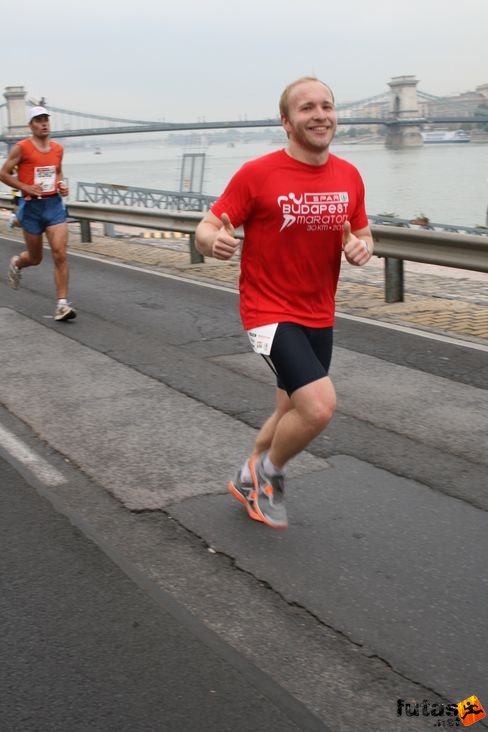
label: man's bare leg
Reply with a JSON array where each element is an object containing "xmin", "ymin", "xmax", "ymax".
[
  {"xmin": 17, "ymin": 230, "xmax": 44, "ymax": 269},
  {"xmin": 8, "ymin": 230, "xmax": 43, "ymax": 288},
  {"xmin": 250, "ymin": 387, "xmax": 293, "ymax": 461},
  {"xmin": 267, "ymin": 376, "xmax": 336, "ymax": 470},
  {"xmin": 248, "ymin": 376, "xmax": 336, "ymax": 528},
  {"xmin": 46, "ymin": 222, "xmax": 69, "ymax": 299},
  {"xmin": 249, "ymin": 377, "xmax": 336, "ymax": 470}
]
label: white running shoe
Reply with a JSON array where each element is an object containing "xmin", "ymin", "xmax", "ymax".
[
  {"xmin": 7, "ymin": 256, "xmax": 21, "ymax": 289},
  {"xmin": 54, "ymin": 303, "xmax": 77, "ymax": 321}
]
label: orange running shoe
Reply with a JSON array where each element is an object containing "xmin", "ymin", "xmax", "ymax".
[
  {"xmin": 228, "ymin": 468, "xmax": 263, "ymax": 522},
  {"xmin": 250, "ymin": 455, "xmax": 288, "ymax": 529}
]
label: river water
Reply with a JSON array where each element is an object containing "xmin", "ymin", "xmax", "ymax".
[{"xmin": 5, "ymin": 134, "xmax": 488, "ymax": 227}]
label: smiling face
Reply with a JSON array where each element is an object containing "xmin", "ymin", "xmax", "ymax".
[{"xmin": 281, "ymin": 80, "xmax": 337, "ymax": 161}]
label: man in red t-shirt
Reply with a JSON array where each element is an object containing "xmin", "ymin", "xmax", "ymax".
[
  {"xmin": 0, "ymin": 106, "xmax": 76, "ymax": 321},
  {"xmin": 196, "ymin": 77, "xmax": 373, "ymax": 529}
]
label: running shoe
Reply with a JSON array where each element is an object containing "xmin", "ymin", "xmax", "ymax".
[
  {"xmin": 7, "ymin": 256, "xmax": 21, "ymax": 289},
  {"xmin": 228, "ymin": 468, "xmax": 263, "ymax": 522},
  {"xmin": 250, "ymin": 455, "xmax": 288, "ymax": 529},
  {"xmin": 54, "ymin": 303, "xmax": 77, "ymax": 321}
]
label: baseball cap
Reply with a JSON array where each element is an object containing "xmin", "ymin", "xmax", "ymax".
[{"xmin": 27, "ymin": 106, "xmax": 50, "ymax": 123}]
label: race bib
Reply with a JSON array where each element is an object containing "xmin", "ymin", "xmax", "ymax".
[
  {"xmin": 34, "ymin": 165, "xmax": 56, "ymax": 193},
  {"xmin": 247, "ymin": 323, "xmax": 278, "ymax": 355}
]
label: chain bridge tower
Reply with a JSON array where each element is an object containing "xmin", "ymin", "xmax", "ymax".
[
  {"xmin": 3, "ymin": 86, "xmax": 28, "ymax": 138},
  {"xmin": 385, "ymin": 75, "xmax": 423, "ymax": 149}
]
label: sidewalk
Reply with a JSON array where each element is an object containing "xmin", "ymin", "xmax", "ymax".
[{"xmin": 2, "ymin": 217, "xmax": 487, "ymax": 344}]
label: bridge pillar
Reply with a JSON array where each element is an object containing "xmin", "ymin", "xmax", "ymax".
[
  {"xmin": 4, "ymin": 86, "xmax": 28, "ymax": 137},
  {"xmin": 385, "ymin": 75, "xmax": 423, "ymax": 149}
]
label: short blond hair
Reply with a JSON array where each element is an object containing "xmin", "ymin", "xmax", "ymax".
[{"xmin": 279, "ymin": 77, "xmax": 335, "ymax": 118}]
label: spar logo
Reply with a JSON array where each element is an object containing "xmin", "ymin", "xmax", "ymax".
[{"xmin": 277, "ymin": 191, "xmax": 349, "ymax": 232}]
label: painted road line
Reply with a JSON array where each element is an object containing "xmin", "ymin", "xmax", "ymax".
[
  {"xmin": 69, "ymin": 250, "xmax": 488, "ymax": 354},
  {"xmin": 0, "ymin": 424, "xmax": 66, "ymax": 487}
]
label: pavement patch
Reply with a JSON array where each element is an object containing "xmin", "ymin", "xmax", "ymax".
[{"xmin": 169, "ymin": 454, "xmax": 488, "ymax": 707}]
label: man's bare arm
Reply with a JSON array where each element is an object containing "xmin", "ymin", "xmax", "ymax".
[
  {"xmin": 196, "ymin": 211, "xmax": 240, "ymax": 260},
  {"xmin": 0, "ymin": 144, "xmax": 43, "ymax": 197},
  {"xmin": 0, "ymin": 145, "xmax": 22, "ymax": 189}
]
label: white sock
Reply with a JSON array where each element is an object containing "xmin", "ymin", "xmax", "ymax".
[
  {"xmin": 240, "ymin": 460, "xmax": 252, "ymax": 484},
  {"xmin": 263, "ymin": 453, "xmax": 284, "ymax": 477},
  {"xmin": 57, "ymin": 298, "xmax": 68, "ymax": 306}
]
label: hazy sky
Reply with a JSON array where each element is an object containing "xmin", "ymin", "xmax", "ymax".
[{"xmin": 2, "ymin": 0, "xmax": 487, "ymax": 122}]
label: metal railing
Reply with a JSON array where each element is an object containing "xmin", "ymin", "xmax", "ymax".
[
  {"xmin": 371, "ymin": 224, "xmax": 488, "ymax": 301},
  {"xmin": 1, "ymin": 195, "xmax": 487, "ymax": 302},
  {"xmin": 77, "ymin": 181, "xmax": 217, "ymax": 213},
  {"xmin": 369, "ymin": 213, "xmax": 488, "ymax": 237}
]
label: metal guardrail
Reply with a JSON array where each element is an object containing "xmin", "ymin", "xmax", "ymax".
[
  {"xmin": 68, "ymin": 201, "xmax": 204, "ymax": 233},
  {"xmin": 1, "ymin": 194, "xmax": 487, "ymax": 301},
  {"xmin": 372, "ymin": 224, "xmax": 488, "ymax": 270},
  {"xmin": 369, "ymin": 214, "xmax": 488, "ymax": 237},
  {"xmin": 371, "ymin": 224, "xmax": 488, "ymax": 301}
]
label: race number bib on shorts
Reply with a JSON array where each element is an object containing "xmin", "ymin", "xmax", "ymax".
[
  {"xmin": 34, "ymin": 166, "xmax": 56, "ymax": 193},
  {"xmin": 247, "ymin": 323, "xmax": 278, "ymax": 355}
]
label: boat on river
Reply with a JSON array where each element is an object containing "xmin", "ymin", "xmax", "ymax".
[{"xmin": 421, "ymin": 129, "xmax": 470, "ymax": 144}]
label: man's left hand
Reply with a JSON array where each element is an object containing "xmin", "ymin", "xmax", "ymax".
[
  {"xmin": 58, "ymin": 180, "xmax": 69, "ymax": 197},
  {"xmin": 342, "ymin": 221, "xmax": 371, "ymax": 266}
]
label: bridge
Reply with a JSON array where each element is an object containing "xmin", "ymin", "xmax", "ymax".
[{"xmin": 1, "ymin": 76, "xmax": 487, "ymax": 148}]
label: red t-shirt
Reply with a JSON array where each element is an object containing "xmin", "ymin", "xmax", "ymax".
[
  {"xmin": 211, "ymin": 149, "xmax": 368, "ymax": 330},
  {"xmin": 17, "ymin": 138, "xmax": 64, "ymax": 197}
]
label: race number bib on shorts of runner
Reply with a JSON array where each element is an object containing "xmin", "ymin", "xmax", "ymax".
[
  {"xmin": 34, "ymin": 166, "xmax": 56, "ymax": 193},
  {"xmin": 247, "ymin": 323, "xmax": 278, "ymax": 355}
]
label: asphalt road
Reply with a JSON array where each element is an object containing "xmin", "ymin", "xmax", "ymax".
[
  {"xmin": 1, "ymin": 239, "xmax": 487, "ymax": 731},
  {"xmin": 0, "ymin": 455, "xmax": 323, "ymax": 732}
]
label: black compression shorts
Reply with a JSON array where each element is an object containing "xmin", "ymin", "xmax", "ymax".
[{"xmin": 262, "ymin": 322, "xmax": 334, "ymax": 395}]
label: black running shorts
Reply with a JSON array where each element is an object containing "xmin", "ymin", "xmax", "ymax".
[{"xmin": 263, "ymin": 322, "xmax": 334, "ymax": 395}]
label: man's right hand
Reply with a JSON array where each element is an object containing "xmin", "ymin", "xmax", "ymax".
[
  {"xmin": 22, "ymin": 184, "xmax": 44, "ymax": 198},
  {"xmin": 211, "ymin": 213, "xmax": 240, "ymax": 260}
]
